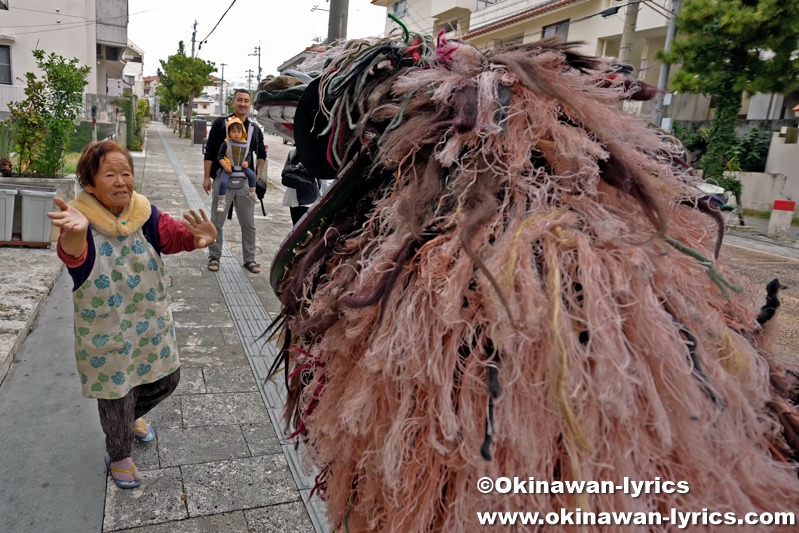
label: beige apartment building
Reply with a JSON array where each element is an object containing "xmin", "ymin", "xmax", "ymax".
[{"xmin": 373, "ymin": 0, "xmax": 799, "ymax": 124}]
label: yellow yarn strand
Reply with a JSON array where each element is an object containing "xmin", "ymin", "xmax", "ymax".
[
  {"xmin": 501, "ymin": 211, "xmax": 566, "ymax": 289},
  {"xmin": 718, "ymin": 328, "xmax": 749, "ymax": 377},
  {"xmin": 549, "ymin": 238, "xmax": 592, "ymax": 453}
]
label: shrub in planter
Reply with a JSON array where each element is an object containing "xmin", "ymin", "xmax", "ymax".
[{"xmin": 8, "ymin": 48, "xmax": 90, "ymax": 177}]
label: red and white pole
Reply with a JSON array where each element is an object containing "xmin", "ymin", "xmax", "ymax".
[{"xmin": 767, "ymin": 200, "xmax": 796, "ymax": 239}]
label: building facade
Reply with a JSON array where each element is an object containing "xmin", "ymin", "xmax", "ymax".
[
  {"xmin": 0, "ymin": 0, "xmax": 129, "ymax": 117},
  {"xmin": 372, "ymin": 0, "xmax": 799, "ymax": 125}
]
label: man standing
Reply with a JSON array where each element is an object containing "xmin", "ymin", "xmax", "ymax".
[{"xmin": 203, "ymin": 89, "xmax": 266, "ymax": 273}]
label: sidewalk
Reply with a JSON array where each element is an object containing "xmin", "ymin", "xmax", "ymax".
[{"xmin": 0, "ymin": 123, "xmax": 324, "ymax": 532}]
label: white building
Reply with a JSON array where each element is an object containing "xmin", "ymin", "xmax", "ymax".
[
  {"xmin": 192, "ymin": 95, "xmax": 217, "ymax": 117},
  {"xmin": 0, "ymin": 0, "xmax": 129, "ymax": 117},
  {"xmin": 201, "ymin": 75, "xmax": 229, "ymax": 115},
  {"xmin": 122, "ymin": 39, "xmax": 144, "ymax": 98}
]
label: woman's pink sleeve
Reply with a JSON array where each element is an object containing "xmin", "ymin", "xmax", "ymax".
[
  {"xmin": 57, "ymin": 228, "xmax": 88, "ymax": 267},
  {"xmin": 158, "ymin": 212, "xmax": 196, "ymax": 254}
]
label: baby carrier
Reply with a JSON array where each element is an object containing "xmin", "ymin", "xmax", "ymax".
[{"xmin": 224, "ymin": 122, "xmax": 254, "ymax": 189}]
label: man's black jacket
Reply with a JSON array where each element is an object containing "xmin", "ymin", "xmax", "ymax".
[{"xmin": 204, "ymin": 114, "xmax": 267, "ymax": 179}]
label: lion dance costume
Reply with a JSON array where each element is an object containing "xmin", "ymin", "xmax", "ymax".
[{"xmin": 266, "ymin": 34, "xmax": 799, "ymax": 532}]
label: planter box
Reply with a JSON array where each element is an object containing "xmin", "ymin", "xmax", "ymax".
[
  {"xmin": 0, "ymin": 175, "xmax": 78, "ymax": 242},
  {"xmin": 0, "ymin": 188, "xmax": 16, "ymax": 241},
  {"xmin": 20, "ymin": 189, "xmax": 58, "ymax": 242}
]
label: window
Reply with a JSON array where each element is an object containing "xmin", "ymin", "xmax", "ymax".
[
  {"xmin": 105, "ymin": 46, "xmax": 119, "ymax": 61},
  {"xmin": 0, "ymin": 45, "xmax": 10, "ymax": 85},
  {"xmin": 0, "ymin": 1, "xmax": 8, "ymax": 11},
  {"xmin": 476, "ymin": 0, "xmax": 498, "ymax": 11},
  {"xmin": 124, "ymin": 75, "xmax": 135, "ymax": 85},
  {"xmin": 96, "ymin": 43, "xmax": 103, "ymax": 59},
  {"xmin": 542, "ymin": 19, "xmax": 569, "ymax": 41},
  {"xmin": 391, "ymin": 1, "xmax": 405, "ymax": 16}
]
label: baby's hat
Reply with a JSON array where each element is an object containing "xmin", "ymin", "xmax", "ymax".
[{"xmin": 226, "ymin": 116, "xmax": 246, "ymax": 138}]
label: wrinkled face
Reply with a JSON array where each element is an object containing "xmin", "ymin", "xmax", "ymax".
[
  {"xmin": 229, "ymin": 126, "xmax": 243, "ymax": 141},
  {"xmin": 85, "ymin": 152, "xmax": 134, "ymax": 215},
  {"xmin": 233, "ymin": 92, "xmax": 251, "ymax": 118}
]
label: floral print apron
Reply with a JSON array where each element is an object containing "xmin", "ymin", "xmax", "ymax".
[{"xmin": 72, "ymin": 227, "xmax": 179, "ymax": 399}]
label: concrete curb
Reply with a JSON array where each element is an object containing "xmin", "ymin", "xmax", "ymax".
[{"xmin": 0, "ymin": 261, "xmax": 63, "ymax": 387}]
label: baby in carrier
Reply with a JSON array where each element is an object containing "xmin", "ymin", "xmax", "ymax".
[{"xmin": 216, "ymin": 116, "xmax": 258, "ymax": 212}]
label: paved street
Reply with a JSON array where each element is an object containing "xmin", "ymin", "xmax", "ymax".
[{"xmin": 0, "ymin": 123, "xmax": 798, "ymax": 532}]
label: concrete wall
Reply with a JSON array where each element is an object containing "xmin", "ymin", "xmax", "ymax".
[
  {"xmin": 736, "ymin": 172, "xmax": 796, "ymax": 211},
  {"xmin": 765, "ymin": 131, "xmax": 799, "ymax": 182},
  {"xmin": 95, "ymin": 0, "xmax": 128, "ymax": 47},
  {"xmin": 85, "ymin": 94, "xmax": 125, "ymax": 123}
]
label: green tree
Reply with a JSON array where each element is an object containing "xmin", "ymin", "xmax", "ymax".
[
  {"xmin": 660, "ymin": 0, "xmax": 799, "ymax": 219},
  {"xmin": 32, "ymin": 49, "xmax": 90, "ymax": 175},
  {"xmin": 155, "ymin": 71, "xmax": 178, "ymax": 113},
  {"xmin": 158, "ymin": 41, "xmax": 215, "ymax": 137}
]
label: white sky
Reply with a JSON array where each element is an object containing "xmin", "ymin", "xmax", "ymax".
[{"xmin": 128, "ymin": 0, "xmax": 388, "ymax": 88}]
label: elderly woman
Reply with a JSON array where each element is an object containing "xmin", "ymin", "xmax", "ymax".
[{"xmin": 47, "ymin": 141, "xmax": 216, "ymax": 489}]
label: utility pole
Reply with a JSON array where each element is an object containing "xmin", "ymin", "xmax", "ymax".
[
  {"xmin": 653, "ymin": 0, "xmax": 682, "ymax": 128},
  {"xmin": 249, "ymin": 43, "xmax": 262, "ymax": 84},
  {"xmin": 190, "ymin": 20, "xmax": 198, "ymax": 57},
  {"xmin": 327, "ymin": 0, "xmax": 349, "ymax": 44},
  {"xmin": 219, "ymin": 63, "xmax": 227, "ymax": 115},
  {"xmin": 618, "ymin": 0, "xmax": 641, "ymax": 63},
  {"xmin": 246, "ymin": 69, "xmax": 254, "ymax": 91}
]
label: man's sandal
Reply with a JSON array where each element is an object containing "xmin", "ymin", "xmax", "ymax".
[
  {"xmin": 208, "ymin": 259, "xmax": 220, "ymax": 272},
  {"xmin": 105, "ymin": 454, "xmax": 142, "ymax": 489},
  {"xmin": 243, "ymin": 262, "xmax": 261, "ymax": 274},
  {"xmin": 133, "ymin": 417, "xmax": 155, "ymax": 442}
]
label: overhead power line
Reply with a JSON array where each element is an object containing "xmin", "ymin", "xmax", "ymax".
[{"xmin": 197, "ymin": 0, "xmax": 237, "ymax": 52}]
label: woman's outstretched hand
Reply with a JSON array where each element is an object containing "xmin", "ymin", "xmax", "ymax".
[
  {"xmin": 182, "ymin": 209, "xmax": 217, "ymax": 249},
  {"xmin": 47, "ymin": 198, "xmax": 89, "ymax": 232}
]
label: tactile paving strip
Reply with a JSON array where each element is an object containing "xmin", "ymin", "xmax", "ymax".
[{"xmin": 158, "ymin": 128, "xmax": 327, "ymax": 531}]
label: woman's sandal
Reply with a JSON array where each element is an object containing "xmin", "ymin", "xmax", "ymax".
[
  {"xmin": 243, "ymin": 261, "xmax": 261, "ymax": 274},
  {"xmin": 208, "ymin": 259, "xmax": 220, "ymax": 272},
  {"xmin": 105, "ymin": 454, "xmax": 142, "ymax": 489},
  {"xmin": 133, "ymin": 417, "xmax": 155, "ymax": 442}
]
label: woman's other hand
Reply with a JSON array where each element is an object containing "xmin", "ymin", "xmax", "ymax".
[
  {"xmin": 47, "ymin": 198, "xmax": 89, "ymax": 258},
  {"xmin": 181, "ymin": 209, "xmax": 217, "ymax": 249}
]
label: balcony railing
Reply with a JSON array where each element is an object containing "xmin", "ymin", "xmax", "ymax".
[{"xmin": 0, "ymin": 84, "xmax": 26, "ymax": 113}]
